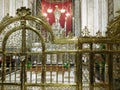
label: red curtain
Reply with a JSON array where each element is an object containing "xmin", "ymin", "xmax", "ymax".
[{"xmin": 41, "ymin": 0, "xmax": 72, "ymax": 35}]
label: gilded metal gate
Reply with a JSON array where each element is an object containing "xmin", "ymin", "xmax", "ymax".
[
  {"xmin": 0, "ymin": 7, "xmax": 78, "ymax": 90},
  {"xmin": 0, "ymin": 7, "xmax": 120, "ymax": 90}
]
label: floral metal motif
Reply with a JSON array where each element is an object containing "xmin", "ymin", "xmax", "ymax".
[
  {"xmin": 107, "ymin": 10, "xmax": 120, "ymax": 38},
  {"xmin": 81, "ymin": 26, "xmax": 90, "ymax": 37},
  {"xmin": 96, "ymin": 30, "xmax": 102, "ymax": 37},
  {"xmin": 16, "ymin": 7, "xmax": 31, "ymax": 17}
]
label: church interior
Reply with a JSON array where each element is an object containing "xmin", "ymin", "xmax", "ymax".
[{"xmin": 0, "ymin": 0, "xmax": 120, "ymax": 90}]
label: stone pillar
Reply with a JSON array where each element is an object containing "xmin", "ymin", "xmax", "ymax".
[
  {"xmin": 98, "ymin": 0, "xmax": 102, "ymax": 33},
  {"xmin": 88, "ymin": 0, "xmax": 94, "ymax": 36},
  {"xmin": 101, "ymin": 0, "xmax": 108, "ymax": 36},
  {"xmin": 93, "ymin": 0, "xmax": 99, "ymax": 35},
  {"xmin": 74, "ymin": 0, "xmax": 81, "ymax": 37},
  {"xmin": 81, "ymin": 0, "xmax": 87, "ymax": 32},
  {"xmin": 36, "ymin": 0, "xmax": 42, "ymax": 15}
]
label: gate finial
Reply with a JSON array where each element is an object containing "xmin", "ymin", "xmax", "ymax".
[{"xmin": 16, "ymin": 7, "xmax": 31, "ymax": 17}]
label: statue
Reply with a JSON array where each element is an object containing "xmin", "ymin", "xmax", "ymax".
[
  {"xmin": 52, "ymin": 5, "xmax": 62, "ymax": 37},
  {"xmin": 52, "ymin": 5, "xmax": 66, "ymax": 38},
  {"xmin": 54, "ymin": 5, "xmax": 61, "ymax": 22}
]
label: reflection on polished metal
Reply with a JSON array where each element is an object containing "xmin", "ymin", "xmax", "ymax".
[{"xmin": 0, "ymin": 7, "xmax": 120, "ymax": 90}]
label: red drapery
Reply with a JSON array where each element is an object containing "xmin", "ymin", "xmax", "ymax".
[{"xmin": 41, "ymin": 0, "xmax": 72, "ymax": 34}]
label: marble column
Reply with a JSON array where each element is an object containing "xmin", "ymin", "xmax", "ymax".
[
  {"xmin": 102, "ymin": 0, "xmax": 108, "ymax": 36},
  {"xmin": 74, "ymin": 0, "xmax": 81, "ymax": 37},
  {"xmin": 88, "ymin": 0, "xmax": 94, "ymax": 36},
  {"xmin": 93, "ymin": 0, "xmax": 99, "ymax": 36},
  {"xmin": 81, "ymin": 0, "xmax": 87, "ymax": 31}
]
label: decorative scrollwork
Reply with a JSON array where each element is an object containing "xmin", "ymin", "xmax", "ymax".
[
  {"xmin": 81, "ymin": 26, "xmax": 90, "ymax": 37},
  {"xmin": 107, "ymin": 10, "xmax": 120, "ymax": 38}
]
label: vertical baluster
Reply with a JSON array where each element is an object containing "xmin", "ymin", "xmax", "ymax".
[
  {"xmin": 50, "ymin": 54, "xmax": 52, "ymax": 83},
  {"xmin": 94, "ymin": 58, "xmax": 96, "ymax": 83},
  {"xmin": 29, "ymin": 54, "xmax": 32, "ymax": 83},
  {"xmin": 40, "ymin": 53, "xmax": 42, "ymax": 81},
  {"xmin": 36, "ymin": 54, "xmax": 38, "ymax": 84},
  {"xmin": 9, "ymin": 55, "xmax": 12, "ymax": 82},
  {"xmin": 74, "ymin": 54, "xmax": 77, "ymax": 84},
  {"xmin": 20, "ymin": 55, "xmax": 22, "ymax": 82},
  {"xmin": 45, "ymin": 53, "xmax": 47, "ymax": 84},
  {"xmin": 100, "ymin": 63, "xmax": 102, "ymax": 82},
  {"xmin": 0, "ymin": 55, "xmax": 1, "ymax": 76},
  {"xmin": 14, "ymin": 54, "xmax": 17, "ymax": 83},
  {"xmin": 105, "ymin": 60, "xmax": 108, "ymax": 83},
  {"xmin": 108, "ymin": 43, "xmax": 113, "ymax": 90},
  {"xmin": 89, "ymin": 43, "xmax": 94, "ymax": 90},
  {"xmin": 68, "ymin": 54, "xmax": 71, "ymax": 83},
  {"xmin": 62, "ymin": 53, "xmax": 65, "ymax": 83},
  {"xmin": 35, "ymin": 54, "xmax": 37, "ymax": 83},
  {"xmin": 77, "ymin": 41, "xmax": 82, "ymax": 90},
  {"xmin": 26, "ymin": 54, "xmax": 28, "ymax": 83},
  {"xmin": 4, "ymin": 55, "xmax": 6, "ymax": 82},
  {"xmin": 56, "ymin": 54, "xmax": 58, "ymax": 83},
  {"xmin": 1, "ymin": 53, "xmax": 5, "ymax": 89}
]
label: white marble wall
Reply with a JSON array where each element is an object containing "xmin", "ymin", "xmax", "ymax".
[
  {"xmin": 0, "ymin": 0, "xmax": 120, "ymax": 36},
  {"xmin": 65, "ymin": 0, "xmax": 120, "ymax": 37},
  {"xmin": 74, "ymin": 0, "xmax": 81, "ymax": 37},
  {"xmin": 0, "ymin": 0, "xmax": 33, "ymax": 19},
  {"xmin": 0, "ymin": 0, "xmax": 4, "ymax": 21},
  {"xmin": 114, "ymin": 0, "xmax": 120, "ymax": 17},
  {"xmin": 81, "ymin": 0, "xmax": 108, "ymax": 36}
]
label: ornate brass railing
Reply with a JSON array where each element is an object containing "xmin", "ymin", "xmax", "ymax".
[{"xmin": 0, "ymin": 7, "xmax": 120, "ymax": 90}]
